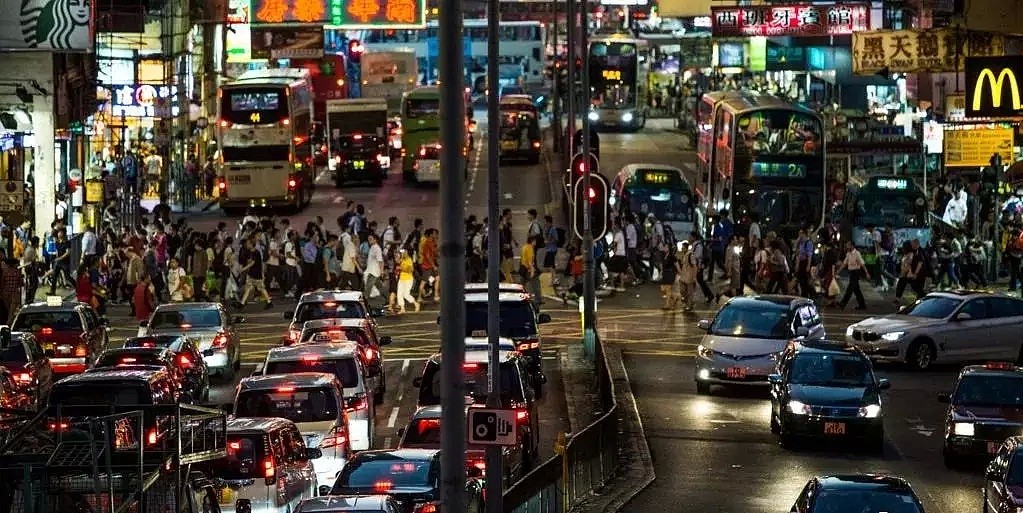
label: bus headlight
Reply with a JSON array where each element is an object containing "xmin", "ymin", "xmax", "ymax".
[
  {"xmin": 621, "ymin": 112, "xmax": 634, "ymax": 123},
  {"xmin": 588, "ymin": 111, "xmax": 599, "ymax": 122}
]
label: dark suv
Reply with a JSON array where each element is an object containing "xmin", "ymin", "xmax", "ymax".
[
  {"xmin": 462, "ymin": 292, "xmax": 551, "ymax": 398},
  {"xmin": 413, "ymin": 348, "xmax": 539, "ymax": 468},
  {"xmin": 333, "ymin": 134, "xmax": 386, "ymax": 186},
  {"xmin": 0, "ymin": 326, "xmax": 53, "ymax": 406}
]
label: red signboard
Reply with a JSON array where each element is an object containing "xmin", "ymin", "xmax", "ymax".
[{"xmin": 711, "ymin": 4, "xmax": 870, "ymax": 37}]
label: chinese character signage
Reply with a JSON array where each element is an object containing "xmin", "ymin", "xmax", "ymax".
[
  {"xmin": 110, "ymin": 85, "xmax": 179, "ymax": 118},
  {"xmin": 965, "ymin": 56, "xmax": 1023, "ymax": 118},
  {"xmin": 227, "ymin": 0, "xmax": 252, "ymax": 62},
  {"xmin": 0, "ymin": 0, "xmax": 94, "ymax": 51},
  {"xmin": 250, "ymin": 0, "xmax": 425, "ymax": 28},
  {"xmin": 710, "ymin": 4, "xmax": 868, "ymax": 37},
  {"xmin": 852, "ymin": 29, "xmax": 1005, "ymax": 75},
  {"xmin": 943, "ymin": 127, "xmax": 1014, "ymax": 168},
  {"xmin": 251, "ymin": 25, "xmax": 324, "ymax": 59}
]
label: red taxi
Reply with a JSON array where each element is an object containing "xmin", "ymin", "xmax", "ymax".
[{"xmin": 11, "ymin": 301, "xmax": 108, "ymax": 375}]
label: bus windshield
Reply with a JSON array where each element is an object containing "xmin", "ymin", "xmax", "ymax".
[
  {"xmin": 628, "ymin": 188, "xmax": 696, "ymax": 223},
  {"xmin": 221, "ymin": 87, "xmax": 288, "ymax": 124},
  {"xmin": 404, "ymin": 97, "xmax": 440, "ymax": 118},
  {"xmin": 590, "ymin": 42, "xmax": 637, "ymax": 109},
  {"xmin": 736, "ymin": 110, "xmax": 821, "ymax": 157},
  {"xmin": 854, "ymin": 191, "xmax": 928, "ymax": 228}
]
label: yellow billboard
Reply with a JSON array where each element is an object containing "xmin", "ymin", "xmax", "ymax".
[{"xmin": 943, "ymin": 127, "xmax": 1014, "ymax": 168}]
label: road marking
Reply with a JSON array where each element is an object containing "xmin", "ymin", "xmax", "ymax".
[
  {"xmin": 401, "ymin": 358, "xmax": 411, "ymax": 376},
  {"xmin": 387, "ymin": 407, "xmax": 401, "ymax": 428}
]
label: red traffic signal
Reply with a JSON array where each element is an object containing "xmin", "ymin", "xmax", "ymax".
[
  {"xmin": 570, "ymin": 151, "xmax": 599, "ymax": 177},
  {"xmin": 348, "ymin": 40, "xmax": 364, "ymax": 63},
  {"xmin": 572, "ymin": 174, "xmax": 609, "ymax": 240}
]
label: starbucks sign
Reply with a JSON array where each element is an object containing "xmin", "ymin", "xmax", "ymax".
[{"xmin": 0, "ymin": 0, "xmax": 93, "ymax": 51}]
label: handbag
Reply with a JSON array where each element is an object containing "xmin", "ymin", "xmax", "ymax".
[{"xmin": 828, "ymin": 278, "xmax": 840, "ymax": 297}]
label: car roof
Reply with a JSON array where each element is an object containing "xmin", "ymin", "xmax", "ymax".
[
  {"xmin": 54, "ymin": 368, "xmax": 167, "ymax": 385},
  {"xmin": 349, "ymin": 448, "xmax": 440, "ymax": 463},
  {"xmin": 464, "ymin": 283, "xmax": 526, "ymax": 293},
  {"xmin": 152, "ymin": 302, "xmax": 224, "ymax": 312},
  {"xmin": 227, "ymin": 416, "xmax": 296, "ymax": 434},
  {"xmin": 792, "ymin": 340, "xmax": 866, "ymax": 357},
  {"xmin": 957, "ymin": 362, "xmax": 1023, "ymax": 379},
  {"xmin": 724, "ymin": 295, "xmax": 812, "ymax": 310},
  {"xmin": 297, "ymin": 496, "xmax": 391, "ymax": 512},
  {"xmin": 426, "ymin": 349, "xmax": 518, "ymax": 365},
  {"xmin": 815, "ymin": 474, "xmax": 916, "ymax": 493},
  {"xmin": 239, "ymin": 372, "xmax": 339, "ymax": 390},
  {"xmin": 301, "ymin": 318, "xmax": 372, "ymax": 331},
  {"xmin": 926, "ymin": 290, "xmax": 1023, "ymax": 301},
  {"xmin": 17, "ymin": 302, "xmax": 89, "ymax": 314},
  {"xmin": 409, "ymin": 405, "xmax": 443, "ymax": 420},
  {"xmin": 298, "ymin": 290, "xmax": 365, "ymax": 304},
  {"xmin": 266, "ymin": 342, "xmax": 361, "ymax": 361},
  {"xmin": 464, "ymin": 292, "xmax": 533, "ymax": 303}
]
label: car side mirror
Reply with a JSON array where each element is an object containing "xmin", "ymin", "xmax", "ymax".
[
  {"xmin": 318, "ymin": 485, "xmax": 332, "ymax": 496},
  {"xmin": 877, "ymin": 378, "xmax": 891, "ymax": 390},
  {"xmin": 538, "ymin": 313, "xmax": 552, "ymax": 324},
  {"xmin": 794, "ymin": 326, "xmax": 810, "ymax": 338},
  {"xmin": 234, "ymin": 316, "xmax": 245, "ymax": 324},
  {"xmin": 379, "ymin": 336, "xmax": 392, "ymax": 346},
  {"xmin": 767, "ymin": 374, "xmax": 782, "ymax": 385},
  {"xmin": 305, "ymin": 447, "xmax": 323, "ymax": 460},
  {"xmin": 697, "ymin": 319, "xmax": 712, "ymax": 331},
  {"xmin": 937, "ymin": 392, "xmax": 950, "ymax": 403},
  {"xmin": 397, "ymin": 427, "xmax": 405, "ymax": 438},
  {"xmin": 412, "ymin": 377, "xmax": 423, "ymax": 388},
  {"xmin": 282, "ymin": 312, "xmax": 292, "ymax": 319},
  {"xmin": 252, "ymin": 364, "xmax": 263, "ymax": 376},
  {"xmin": 44, "ymin": 349, "xmax": 55, "ymax": 358},
  {"xmin": 138, "ymin": 320, "xmax": 148, "ymax": 328}
]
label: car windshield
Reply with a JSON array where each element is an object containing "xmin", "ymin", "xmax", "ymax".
[
  {"xmin": 812, "ymin": 490, "xmax": 922, "ymax": 513},
  {"xmin": 235, "ymin": 387, "xmax": 339, "ymax": 423},
  {"xmin": 709, "ymin": 303, "xmax": 792, "ymax": 339},
  {"xmin": 210, "ymin": 435, "xmax": 266, "ymax": 480},
  {"xmin": 265, "ymin": 358, "xmax": 359, "ymax": 388},
  {"xmin": 788, "ymin": 354, "xmax": 873, "ymax": 387},
  {"xmin": 419, "ymin": 362, "xmax": 524, "ymax": 406},
  {"xmin": 149, "ymin": 309, "xmax": 223, "ymax": 330},
  {"xmin": 903, "ymin": 296, "xmax": 962, "ymax": 319},
  {"xmin": 50, "ymin": 383, "xmax": 148, "ymax": 408},
  {"xmin": 334, "ymin": 455, "xmax": 436, "ymax": 491},
  {"xmin": 95, "ymin": 352, "xmax": 165, "ymax": 368},
  {"xmin": 465, "ymin": 302, "xmax": 537, "ymax": 339},
  {"xmin": 296, "ymin": 301, "xmax": 367, "ymax": 322},
  {"xmin": 301, "ymin": 328, "xmax": 371, "ymax": 346},
  {"xmin": 13, "ymin": 311, "xmax": 82, "ymax": 331},
  {"xmin": 125, "ymin": 336, "xmax": 183, "ymax": 350},
  {"xmin": 952, "ymin": 375, "xmax": 1023, "ymax": 407}
]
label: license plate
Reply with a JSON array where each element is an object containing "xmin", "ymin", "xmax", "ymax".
[
  {"xmin": 988, "ymin": 442, "xmax": 1001, "ymax": 454},
  {"xmin": 726, "ymin": 367, "xmax": 746, "ymax": 379},
  {"xmin": 219, "ymin": 488, "xmax": 234, "ymax": 505},
  {"xmin": 501, "ymin": 141, "xmax": 517, "ymax": 150},
  {"xmin": 228, "ymin": 175, "xmax": 250, "ymax": 184},
  {"xmin": 823, "ymin": 422, "xmax": 846, "ymax": 435},
  {"xmin": 354, "ymin": 160, "xmax": 365, "ymax": 169}
]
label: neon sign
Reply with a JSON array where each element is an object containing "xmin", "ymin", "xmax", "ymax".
[
  {"xmin": 602, "ymin": 69, "xmax": 622, "ymax": 81},
  {"xmin": 875, "ymin": 178, "xmax": 909, "ymax": 190},
  {"xmin": 966, "ymin": 57, "xmax": 1023, "ymax": 118}
]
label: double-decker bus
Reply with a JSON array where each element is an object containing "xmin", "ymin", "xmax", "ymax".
[
  {"xmin": 847, "ymin": 175, "xmax": 931, "ymax": 249},
  {"xmin": 587, "ymin": 35, "xmax": 647, "ymax": 131},
  {"xmin": 360, "ymin": 50, "xmax": 418, "ymax": 114},
  {"xmin": 216, "ymin": 68, "xmax": 315, "ymax": 214},
  {"xmin": 696, "ymin": 92, "xmax": 825, "ymax": 240},
  {"xmin": 290, "ymin": 54, "xmax": 349, "ymax": 122},
  {"xmin": 353, "ymin": 20, "xmax": 546, "ymax": 93}
]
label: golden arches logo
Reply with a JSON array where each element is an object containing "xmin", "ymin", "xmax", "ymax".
[{"xmin": 972, "ymin": 68, "xmax": 1022, "ymax": 112}]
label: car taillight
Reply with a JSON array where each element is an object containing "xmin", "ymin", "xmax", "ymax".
[
  {"xmin": 288, "ymin": 176, "xmax": 297, "ymax": 189},
  {"xmin": 119, "ymin": 357, "xmax": 138, "ymax": 364},
  {"xmin": 14, "ymin": 372, "xmax": 32, "ymax": 384},
  {"xmin": 177, "ymin": 354, "xmax": 193, "ymax": 368},
  {"xmin": 346, "ymin": 396, "xmax": 368, "ymax": 411},
  {"xmin": 321, "ymin": 429, "xmax": 348, "ymax": 449},
  {"xmin": 516, "ymin": 409, "xmax": 528, "ymax": 423},
  {"xmin": 517, "ymin": 339, "xmax": 540, "ymax": 351},
  {"xmin": 212, "ymin": 333, "xmax": 229, "ymax": 348},
  {"xmin": 264, "ymin": 458, "xmax": 275, "ymax": 478},
  {"xmin": 41, "ymin": 327, "xmax": 53, "ymax": 336},
  {"xmin": 74, "ymin": 345, "xmax": 88, "ymax": 357},
  {"xmin": 364, "ymin": 347, "xmax": 378, "ymax": 362},
  {"xmin": 217, "ymin": 178, "xmax": 227, "ymax": 191},
  {"xmin": 419, "ymin": 148, "xmax": 427, "ymax": 157},
  {"xmin": 48, "ymin": 421, "xmax": 70, "ymax": 431},
  {"xmin": 373, "ymin": 481, "xmax": 392, "ymax": 492},
  {"xmin": 467, "ymin": 457, "xmax": 486, "ymax": 471},
  {"xmin": 415, "ymin": 503, "xmax": 438, "ymax": 513},
  {"xmin": 147, "ymin": 428, "xmax": 158, "ymax": 446},
  {"xmin": 219, "ymin": 119, "xmax": 230, "ymax": 128}
]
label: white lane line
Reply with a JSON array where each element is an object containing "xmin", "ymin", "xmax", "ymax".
[
  {"xmin": 387, "ymin": 406, "xmax": 401, "ymax": 428},
  {"xmin": 401, "ymin": 358, "xmax": 411, "ymax": 376}
]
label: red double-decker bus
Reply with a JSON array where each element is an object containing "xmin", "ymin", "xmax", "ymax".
[{"xmin": 291, "ymin": 54, "xmax": 349, "ymax": 123}]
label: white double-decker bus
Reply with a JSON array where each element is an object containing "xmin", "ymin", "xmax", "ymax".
[
  {"xmin": 216, "ymin": 68, "xmax": 315, "ymax": 214},
  {"xmin": 360, "ymin": 50, "xmax": 419, "ymax": 114}
]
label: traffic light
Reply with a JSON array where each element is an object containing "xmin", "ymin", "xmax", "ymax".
[
  {"xmin": 348, "ymin": 40, "xmax": 364, "ymax": 64},
  {"xmin": 572, "ymin": 174, "xmax": 609, "ymax": 240},
  {"xmin": 570, "ymin": 151, "xmax": 599, "ymax": 178}
]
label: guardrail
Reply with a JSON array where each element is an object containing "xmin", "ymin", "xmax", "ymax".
[{"xmin": 503, "ymin": 339, "xmax": 618, "ymax": 513}]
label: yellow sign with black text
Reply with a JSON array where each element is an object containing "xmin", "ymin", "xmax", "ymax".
[
  {"xmin": 943, "ymin": 127, "xmax": 1014, "ymax": 168},
  {"xmin": 966, "ymin": 56, "xmax": 1023, "ymax": 118}
]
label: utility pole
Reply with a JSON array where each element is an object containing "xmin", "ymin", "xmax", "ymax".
[
  {"xmin": 485, "ymin": 0, "xmax": 504, "ymax": 510},
  {"xmin": 565, "ymin": 0, "xmax": 576, "ymax": 159},
  {"xmin": 551, "ymin": 0, "xmax": 561, "ymax": 153},
  {"xmin": 438, "ymin": 0, "xmax": 467, "ymax": 509}
]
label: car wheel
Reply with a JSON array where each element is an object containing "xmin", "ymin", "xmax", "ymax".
[
  {"xmin": 906, "ymin": 339, "xmax": 935, "ymax": 370},
  {"xmin": 695, "ymin": 381, "xmax": 711, "ymax": 395}
]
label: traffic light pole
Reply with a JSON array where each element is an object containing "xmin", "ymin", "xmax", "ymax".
[
  {"xmin": 551, "ymin": 0, "xmax": 561, "ymax": 153},
  {"xmin": 438, "ymin": 0, "xmax": 467, "ymax": 510},
  {"xmin": 565, "ymin": 0, "xmax": 576, "ymax": 158},
  {"xmin": 580, "ymin": 0, "xmax": 597, "ymax": 357}
]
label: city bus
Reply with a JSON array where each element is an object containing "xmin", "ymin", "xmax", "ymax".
[
  {"xmin": 216, "ymin": 68, "xmax": 315, "ymax": 214},
  {"xmin": 353, "ymin": 20, "xmax": 546, "ymax": 93},
  {"xmin": 696, "ymin": 92, "xmax": 826, "ymax": 241},
  {"xmin": 847, "ymin": 175, "xmax": 931, "ymax": 249},
  {"xmin": 360, "ymin": 50, "xmax": 418, "ymax": 113},
  {"xmin": 610, "ymin": 164, "xmax": 703, "ymax": 239},
  {"xmin": 399, "ymin": 86, "xmax": 471, "ymax": 181},
  {"xmin": 587, "ymin": 35, "xmax": 648, "ymax": 131},
  {"xmin": 498, "ymin": 96, "xmax": 541, "ymax": 165}
]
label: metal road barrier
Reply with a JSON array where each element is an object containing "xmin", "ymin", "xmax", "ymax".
[{"xmin": 502, "ymin": 339, "xmax": 619, "ymax": 513}]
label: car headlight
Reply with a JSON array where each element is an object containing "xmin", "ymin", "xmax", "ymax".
[
  {"xmin": 880, "ymin": 331, "xmax": 905, "ymax": 342},
  {"xmin": 953, "ymin": 422, "xmax": 975, "ymax": 436},
  {"xmin": 787, "ymin": 400, "xmax": 812, "ymax": 415},
  {"xmin": 845, "ymin": 325, "xmax": 855, "ymax": 338},
  {"xmin": 588, "ymin": 111, "xmax": 599, "ymax": 121},
  {"xmin": 858, "ymin": 404, "xmax": 882, "ymax": 418},
  {"xmin": 621, "ymin": 112, "xmax": 634, "ymax": 123},
  {"xmin": 697, "ymin": 345, "xmax": 713, "ymax": 358}
]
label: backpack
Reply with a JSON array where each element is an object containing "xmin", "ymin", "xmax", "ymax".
[
  {"xmin": 880, "ymin": 231, "xmax": 896, "ymax": 253},
  {"xmin": 555, "ymin": 227, "xmax": 567, "ymax": 248},
  {"xmin": 358, "ymin": 241, "xmax": 370, "ymax": 269}
]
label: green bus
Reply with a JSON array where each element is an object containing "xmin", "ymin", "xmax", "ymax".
[{"xmin": 400, "ymin": 86, "xmax": 471, "ymax": 182}]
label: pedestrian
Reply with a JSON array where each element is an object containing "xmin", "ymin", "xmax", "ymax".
[
  {"xmin": 0, "ymin": 250, "xmax": 23, "ymax": 324},
  {"xmin": 395, "ymin": 247, "xmax": 419, "ymax": 313},
  {"xmin": 364, "ymin": 233, "xmax": 387, "ymax": 307},
  {"xmin": 239, "ymin": 238, "xmax": 272, "ymax": 309},
  {"xmin": 340, "ymin": 230, "xmax": 361, "ymax": 290},
  {"xmin": 125, "ymin": 245, "xmax": 143, "ymax": 315},
  {"xmin": 519, "ymin": 235, "xmax": 540, "ymax": 308},
  {"xmin": 323, "ymin": 234, "xmax": 340, "ymax": 288},
  {"xmin": 679, "ymin": 241, "xmax": 698, "ymax": 311},
  {"xmin": 167, "ymin": 257, "xmax": 189, "ymax": 302},
  {"xmin": 418, "ymin": 229, "xmax": 440, "ymax": 302},
  {"xmin": 837, "ymin": 240, "xmax": 869, "ymax": 310},
  {"xmin": 20, "ymin": 237, "xmax": 41, "ymax": 305},
  {"xmin": 133, "ymin": 274, "xmax": 155, "ymax": 323},
  {"xmin": 660, "ymin": 243, "xmax": 681, "ymax": 310}
]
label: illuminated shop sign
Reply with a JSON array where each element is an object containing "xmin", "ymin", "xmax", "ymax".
[
  {"xmin": 111, "ymin": 85, "xmax": 180, "ymax": 118},
  {"xmin": 965, "ymin": 56, "xmax": 1023, "ymax": 118},
  {"xmin": 711, "ymin": 4, "xmax": 869, "ymax": 38}
]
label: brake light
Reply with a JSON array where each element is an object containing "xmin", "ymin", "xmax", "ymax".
[
  {"xmin": 346, "ymin": 396, "xmax": 368, "ymax": 411},
  {"xmin": 280, "ymin": 118, "xmax": 290, "ymax": 126},
  {"xmin": 327, "ymin": 329, "xmax": 343, "ymax": 335},
  {"xmin": 141, "ymin": 341, "xmax": 156, "ymax": 348},
  {"xmin": 373, "ymin": 481, "xmax": 392, "ymax": 492},
  {"xmin": 228, "ymin": 441, "xmax": 241, "ymax": 452},
  {"xmin": 321, "ymin": 429, "xmax": 348, "ymax": 448},
  {"xmin": 463, "ymin": 363, "xmax": 480, "ymax": 371},
  {"xmin": 467, "ymin": 457, "xmax": 486, "ymax": 471},
  {"xmin": 48, "ymin": 421, "xmax": 70, "ymax": 431},
  {"xmin": 986, "ymin": 362, "xmax": 1015, "ymax": 370},
  {"xmin": 74, "ymin": 345, "xmax": 88, "ymax": 357},
  {"xmin": 364, "ymin": 347, "xmax": 378, "ymax": 362},
  {"xmin": 419, "ymin": 148, "xmax": 427, "ymax": 157},
  {"xmin": 219, "ymin": 119, "xmax": 230, "ymax": 128},
  {"xmin": 41, "ymin": 327, "xmax": 53, "ymax": 336},
  {"xmin": 288, "ymin": 177, "xmax": 297, "ymax": 189},
  {"xmin": 517, "ymin": 340, "xmax": 540, "ymax": 351},
  {"xmin": 147, "ymin": 428, "xmax": 158, "ymax": 446},
  {"xmin": 516, "ymin": 409, "xmax": 528, "ymax": 422},
  {"xmin": 323, "ymin": 301, "xmax": 337, "ymax": 308},
  {"xmin": 353, "ymin": 134, "xmax": 362, "ymax": 140},
  {"xmin": 180, "ymin": 323, "xmax": 193, "ymax": 329},
  {"xmin": 14, "ymin": 372, "xmax": 32, "ymax": 384},
  {"xmin": 301, "ymin": 355, "xmax": 320, "ymax": 363},
  {"xmin": 119, "ymin": 357, "xmax": 138, "ymax": 364},
  {"xmin": 212, "ymin": 333, "xmax": 229, "ymax": 348},
  {"xmin": 277, "ymin": 386, "xmax": 296, "ymax": 393},
  {"xmin": 416, "ymin": 504, "xmax": 438, "ymax": 513},
  {"xmin": 218, "ymin": 178, "xmax": 227, "ymax": 191},
  {"xmin": 264, "ymin": 459, "xmax": 275, "ymax": 478},
  {"xmin": 177, "ymin": 354, "xmax": 192, "ymax": 367}
]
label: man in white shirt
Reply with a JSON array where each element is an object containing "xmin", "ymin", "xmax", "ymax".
[
  {"xmin": 363, "ymin": 233, "xmax": 387, "ymax": 306},
  {"xmin": 837, "ymin": 240, "xmax": 870, "ymax": 310},
  {"xmin": 340, "ymin": 231, "xmax": 361, "ymax": 290},
  {"xmin": 81, "ymin": 225, "xmax": 98, "ymax": 263},
  {"xmin": 624, "ymin": 215, "xmax": 641, "ymax": 282},
  {"xmin": 382, "ymin": 217, "xmax": 401, "ymax": 249}
]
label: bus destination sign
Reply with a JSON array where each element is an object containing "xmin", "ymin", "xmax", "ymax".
[
  {"xmin": 874, "ymin": 177, "xmax": 909, "ymax": 190},
  {"xmin": 640, "ymin": 170, "xmax": 676, "ymax": 185},
  {"xmin": 752, "ymin": 161, "xmax": 807, "ymax": 178},
  {"xmin": 602, "ymin": 69, "xmax": 622, "ymax": 81}
]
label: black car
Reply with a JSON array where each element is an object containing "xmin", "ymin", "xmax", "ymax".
[
  {"xmin": 90, "ymin": 346, "xmax": 207, "ymax": 403},
  {"xmin": 789, "ymin": 474, "xmax": 925, "ymax": 513},
  {"xmin": 462, "ymin": 291, "xmax": 552, "ymax": 397},
  {"xmin": 940, "ymin": 361, "xmax": 1023, "ymax": 469},
  {"xmin": 334, "ymin": 134, "xmax": 386, "ymax": 187},
  {"xmin": 124, "ymin": 335, "xmax": 210, "ymax": 402},
  {"xmin": 984, "ymin": 436, "xmax": 1023, "ymax": 512},
  {"xmin": 0, "ymin": 327, "xmax": 54, "ymax": 407},
  {"xmin": 769, "ymin": 340, "xmax": 889, "ymax": 452},
  {"xmin": 413, "ymin": 349, "xmax": 539, "ymax": 469},
  {"xmin": 329, "ymin": 448, "xmax": 484, "ymax": 513}
]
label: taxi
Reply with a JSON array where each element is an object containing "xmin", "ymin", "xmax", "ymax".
[
  {"xmin": 940, "ymin": 361, "xmax": 1023, "ymax": 469},
  {"xmin": 463, "ymin": 291, "xmax": 551, "ymax": 398},
  {"xmin": 11, "ymin": 300, "xmax": 108, "ymax": 375},
  {"xmin": 284, "ymin": 291, "xmax": 376, "ymax": 344},
  {"xmin": 297, "ymin": 318, "xmax": 391, "ymax": 404}
]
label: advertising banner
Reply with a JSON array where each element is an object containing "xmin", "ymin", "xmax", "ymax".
[
  {"xmin": 227, "ymin": 0, "xmax": 252, "ymax": 62},
  {"xmin": 0, "ymin": 0, "xmax": 93, "ymax": 51},
  {"xmin": 965, "ymin": 56, "xmax": 1023, "ymax": 118},
  {"xmin": 250, "ymin": 0, "xmax": 426, "ymax": 28},
  {"xmin": 852, "ymin": 28, "xmax": 1005, "ymax": 74},
  {"xmin": 710, "ymin": 4, "xmax": 869, "ymax": 38},
  {"xmin": 943, "ymin": 127, "xmax": 1014, "ymax": 168},
  {"xmin": 250, "ymin": 25, "xmax": 324, "ymax": 60}
]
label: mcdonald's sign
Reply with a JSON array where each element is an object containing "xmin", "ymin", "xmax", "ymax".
[{"xmin": 966, "ymin": 56, "xmax": 1023, "ymax": 118}]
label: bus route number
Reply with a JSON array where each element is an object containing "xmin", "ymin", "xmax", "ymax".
[
  {"xmin": 249, "ymin": 112, "xmax": 260, "ymax": 123},
  {"xmin": 602, "ymin": 69, "xmax": 622, "ymax": 81}
]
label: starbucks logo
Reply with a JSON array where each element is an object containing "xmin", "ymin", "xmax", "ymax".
[{"xmin": 20, "ymin": 0, "xmax": 91, "ymax": 50}]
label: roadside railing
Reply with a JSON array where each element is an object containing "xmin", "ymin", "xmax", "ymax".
[{"xmin": 503, "ymin": 339, "xmax": 618, "ymax": 513}]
